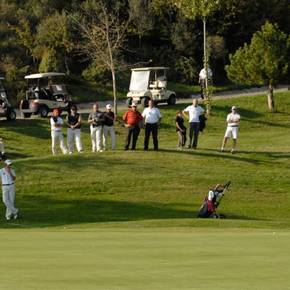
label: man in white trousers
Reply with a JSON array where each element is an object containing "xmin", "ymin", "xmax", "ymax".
[
  {"xmin": 50, "ymin": 108, "xmax": 68, "ymax": 155},
  {"xmin": 88, "ymin": 103, "xmax": 105, "ymax": 152},
  {"xmin": 0, "ymin": 159, "xmax": 18, "ymax": 220},
  {"xmin": 0, "ymin": 137, "xmax": 6, "ymax": 160},
  {"xmin": 66, "ymin": 105, "xmax": 83, "ymax": 154},
  {"xmin": 103, "ymin": 104, "xmax": 116, "ymax": 150}
]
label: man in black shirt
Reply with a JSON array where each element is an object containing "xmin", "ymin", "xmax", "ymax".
[
  {"xmin": 66, "ymin": 105, "xmax": 83, "ymax": 154},
  {"xmin": 175, "ymin": 111, "xmax": 187, "ymax": 148},
  {"xmin": 103, "ymin": 104, "xmax": 116, "ymax": 150}
]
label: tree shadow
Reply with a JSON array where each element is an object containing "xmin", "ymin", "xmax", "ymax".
[
  {"xmin": 2, "ymin": 119, "xmax": 51, "ymax": 140},
  {"xmin": 0, "ymin": 197, "xmax": 195, "ymax": 228},
  {"xmin": 213, "ymin": 105, "xmax": 263, "ymax": 119}
]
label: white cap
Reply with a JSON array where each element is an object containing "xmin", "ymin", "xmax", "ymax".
[
  {"xmin": 131, "ymin": 102, "xmax": 137, "ymax": 107},
  {"xmin": 231, "ymin": 106, "xmax": 237, "ymax": 110},
  {"xmin": 4, "ymin": 159, "xmax": 12, "ymax": 166},
  {"xmin": 106, "ymin": 104, "xmax": 112, "ymax": 109}
]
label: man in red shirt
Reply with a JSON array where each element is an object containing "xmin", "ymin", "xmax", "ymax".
[{"xmin": 123, "ymin": 103, "xmax": 143, "ymax": 150}]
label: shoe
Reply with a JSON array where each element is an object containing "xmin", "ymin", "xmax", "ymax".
[
  {"xmin": 97, "ymin": 150, "xmax": 103, "ymax": 152},
  {"xmin": 220, "ymin": 148, "xmax": 224, "ymax": 152},
  {"xmin": 79, "ymin": 150, "xmax": 84, "ymax": 153},
  {"xmin": 14, "ymin": 214, "xmax": 18, "ymax": 220},
  {"xmin": 69, "ymin": 151, "xmax": 73, "ymax": 155},
  {"xmin": 231, "ymin": 149, "xmax": 235, "ymax": 154},
  {"xmin": 6, "ymin": 216, "xmax": 11, "ymax": 221},
  {"xmin": 124, "ymin": 148, "xmax": 129, "ymax": 151},
  {"xmin": 187, "ymin": 145, "xmax": 192, "ymax": 149}
]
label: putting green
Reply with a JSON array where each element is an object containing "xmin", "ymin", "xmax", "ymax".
[{"xmin": 0, "ymin": 228, "xmax": 289, "ymax": 290}]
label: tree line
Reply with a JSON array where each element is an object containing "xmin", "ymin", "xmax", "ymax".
[{"xmin": 0, "ymin": 0, "xmax": 289, "ymax": 109}]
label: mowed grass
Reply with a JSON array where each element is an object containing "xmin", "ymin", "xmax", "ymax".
[{"xmin": 0, "ymin": 92, "xmax": 289, "ymax": 289}]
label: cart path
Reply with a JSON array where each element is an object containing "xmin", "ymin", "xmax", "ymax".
[{"xmin": 14, "ymin": 85, "xmax": 288, "ymax": 118}]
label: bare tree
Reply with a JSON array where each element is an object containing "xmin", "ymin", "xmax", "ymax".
[{"xmin": 73, "ymin": 0, "xmax": 130, "ymax": 115}]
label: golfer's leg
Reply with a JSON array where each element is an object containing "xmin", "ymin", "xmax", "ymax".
[
  {"xmin": 177, "ymin": 131, "xmax": 182, "ymax": 147},
  {"xmin": 8, "ymin": 186, "xmax": 18, "ymax": 215},
  {"xmin": 103, "ymin": 125, "xmax": 108, "ymax": 150},
  {"xmin": 110, "ymin": 127, "xmax": 116, "ymax": 150},
  {"xmin": 2, "ymin": 187, "xmax": 12, "ymax": 219},
  {"xmin": 144, "ymin": 124, "xmax": 150, "ymax": 150},
  {"xmin": 132, "ymin": 127, "xmax": 140, "ymax": 150},
  {"xmin": 59, "ymin": 133, "xmax": 68, "ymax": 154},
  {"xmin": 51, "ymin": 131, "xmax": 57, "ymax": 155},
  {"xmin": 193, "ymin": 122, "xmax": 200, "ymax": 148},
  {"xmin": 152, "ymin": 124, "xmax": 158, "ymax": 150},
  {"xmin": 67, "ymin": 128, "xmax": 74, "ymax": 153},
  {"xmin": 75, "ymin": 129, "xmax": 83, "ymax": 152},
  {"xmin": 91, "ymin": 127, "xmax": 97, "ymax": 152},
  {"xmin": 124, "ymin": 127, "xmax": 132, "ymax": 150},
  {"xmin": 183, "ymin": 130, "xmax": 187, "ymax": 147},
  {"xmin": 96, "ymin": 127, "xmax": 103, "ymax": 151},
  {"xmin": 188, "ymin": 123, "xmax": 194, "ymax": 147}
]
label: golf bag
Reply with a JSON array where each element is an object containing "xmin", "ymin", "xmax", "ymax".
[{"xmin": 197, "ymin": 181, "xmax": 231, "ymax": 218}]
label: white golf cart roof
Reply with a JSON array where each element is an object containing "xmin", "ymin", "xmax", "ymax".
[
  {"xmin": 24, "ymin": 72, "xmax": 66, "ymax": 79},
  {"xmin": 0, "ymin": 77, "xmax": 4, "ymax": 80},
  {"xmin": 131, "ymin": 67, "xmax": 169, "ymax": 71}
]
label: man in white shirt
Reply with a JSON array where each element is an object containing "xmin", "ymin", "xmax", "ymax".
[
  {"xmin": 199, "ymin": 67, "xmax": 213, "ymax": 99},
  {"xmin": 50, "ymin": 108, "xmax": 68, "ymax": 155},
  {"xmin": 221, "ymin": 106, "xmax": 241, "ymax": 153},
  {"xmin": 0, "ymin": 159, "xmax": 18, "ymax": 220},
  {"xmin": 183, "ymin": 99, "xmax": 205, "ymax": 149},
  {"xmin": 142, "ymin": 100, "xmax": 162, "ymax": 151}
]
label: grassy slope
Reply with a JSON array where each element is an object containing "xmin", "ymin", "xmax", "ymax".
[
  {"xmin": 0, "ymin": 92, "xmax": 289, "ymax": 229},
  {"xmin": 0, "ymin": 92, "xmax": 290, "ymax": 290}
]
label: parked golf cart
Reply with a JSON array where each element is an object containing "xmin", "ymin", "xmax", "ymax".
[
  {"xmin": 0, "ymin": 77, "xmax": 17, "ymax": 121},
  {"xmin": 126, "ymin": 67, "xmax": 177, "ymax": 107},
  {"xmin": 19, "ymin": 72, "xmax": 73, "ymax": 118}
]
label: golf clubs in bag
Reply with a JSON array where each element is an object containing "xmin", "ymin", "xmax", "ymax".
[{"xmin": 197, "ymin": 181, "xmax": 231, "ymax": 218}]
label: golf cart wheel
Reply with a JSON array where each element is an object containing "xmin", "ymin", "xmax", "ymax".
[
  {"xmin": 125, "ymin": 98, "xmax": 132, "ymax": 108},
  {"xmin": 141, "ymin": 97, "xmax": 150, "ymax": 107},
  {"xmin": 23, "ymin": 113, "xmax": 32, "ymax": 118},
  {"xmin": 39, "ymin": 105, "xmax": 49, "ymax": 118},
  {"xmin": 167, "ymin": 95, "xmax": 176, "ymax": 106},
  {"xmin": 6, "ymin": 109, "xmax": 16, "ymax": 121}
]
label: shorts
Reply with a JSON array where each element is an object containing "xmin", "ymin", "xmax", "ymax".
[{"xmin": 225, "ymin": 126, "xmax": 239, "ymax": 139}]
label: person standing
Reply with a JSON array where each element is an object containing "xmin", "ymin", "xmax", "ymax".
[
  {"xmin": 142, "ymin": 100, "xmax": 162, "ymax": 151},
  {"xmin": 183, "ymin": 99, "xmax": 205, "ymax": 149},
  {"xmin": 103, "ymin": 104, "xmax": 116, "ymax": 150},
  {"xmin": 123, "ymin": 103, "xmax": 143, "ymax": 150},
  {"xmin": 88, "ymin": 103, "xmax": 104, "ymax": 152},
  {"xmin": 66, "ymin": 105, "xmax": 83, "ymax": 154},
  {"xmin": 0, "ymin": 137, "xmax": 6, "ymax": 160},
  {"xmin": 199, "ymin": 67, "xmax": 213, "ymax": 99},
  {"xmin": 175, "ymin": 111, "xmax": 187, "ymax": 149},
  {"xmin": 50, "ymin": 108, "xmax": 68, "ymax": 155},
  {"xmin": 221, "ymin": 106, "xmax": 241, "ymax": 153},
  {"xmin": 0, "ymin": 159, "xmax": 18, "ymax": 220}
]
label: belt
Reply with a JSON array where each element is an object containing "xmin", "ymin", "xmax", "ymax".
[{"xmin": 2, "ymin": 183, "xmax": 14, "ymax": 186}]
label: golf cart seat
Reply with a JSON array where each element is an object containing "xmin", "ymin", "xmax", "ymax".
[{"xmin": 149, "ymin": 81, "xmax": 158, "ymax": 89}]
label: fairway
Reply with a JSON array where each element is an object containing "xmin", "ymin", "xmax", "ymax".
[
  {"xmin": 1, "ymin": 228, "xmax": 290, "ymax": 290},
  {"xmin": 0, "ymin": 92, "xmax": 290, "ymax": 289}
]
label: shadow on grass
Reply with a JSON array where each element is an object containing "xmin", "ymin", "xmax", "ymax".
[
  {"xmin": 3, "ymin": 119, "xmax": 51, "ymax": 140},
  {"xmin": 0, "ymin": 197, "xmax": 195, "ymax": 228}
]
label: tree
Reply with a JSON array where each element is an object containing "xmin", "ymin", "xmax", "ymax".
[
  {"xmin": 174, "ymin": 0, "xmax": 220, "ymax": 114},
  {"xmin": 73, "ymin": 0, "xmax": 130, "ymax": 115},
  {"xmin": 226, "ymin": 22, "xmax": 290, "ymax": 112}
]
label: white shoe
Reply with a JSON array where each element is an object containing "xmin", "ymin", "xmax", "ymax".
[
  {"xmin": 14, "ymin": 214, "xmax": 18, "ymax": 220},
  {"xmin": 69, "ymin": 151, "xmax": 73, "ymax": 155},
  {"xmin": 6, "ymin": 216, "xmax": 11, "ymax": 221},
  {"xmin": 97, "ymin": 150, "xmax": 103, "ymax": 152}
]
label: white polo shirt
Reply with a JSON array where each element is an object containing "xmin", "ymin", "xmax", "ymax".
[
  {"xmin": 183, "ymin": 105, "xmax": 204, "ymax": 123},
  {"xmin": 50, "ymin": 117, "xmax": 63, "ymax": 132},
  {"xmin": 199, "ymin": 68, "xmax": 213, "ymax": 80},
  {"xmin": 142, "ymin": 107, "xmax": 161, "ymax": 124},
  {"xmin": 0, "ymin": 168, "xmax": 16, "ymax": 185},
  {"xmin": 227, "ymin": 113, "xmax": 240, "ymax": 127}
]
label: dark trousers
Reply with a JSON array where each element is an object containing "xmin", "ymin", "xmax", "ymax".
[
  {"xmin": 144, "ymin": 123, "xmax": 158, "ymax": 150},
  {"xmin": 177, "ymin": 130, "xmax": 186, "ymax": 147},
  {"xmin": 124, "ymin": 125, "xmax": 140, "ymax": 150},
  {"xmin": 189, "ymin": 122, "xmax": 200, "ymax": 148}
]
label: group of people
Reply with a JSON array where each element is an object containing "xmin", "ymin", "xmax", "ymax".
[
  {"xmin": 1, "ymin": 98, "xmax": 240, "ymax": 220},
  {"xmin": 50, "ymin": 98, "xmax": 240, "ymax": 155}
]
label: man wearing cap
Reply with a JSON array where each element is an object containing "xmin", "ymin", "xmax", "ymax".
[
  {"xmin": 0, "ymin": 159, "xmax": 18, "ymax": 220},
  {"xmin": 221, "ymin": 106, "xmax": 241, "ymax": 153},
  {"xmin": 142, "ymin": 100, "xmax": 162, "ymax": 151},
  {"xmin": 123, "ymin": 103, "xmax": 143, "ymax": 150},
  {"xmin": 88, "ymin": 103, "xmax": 105, "ymax": 152},
  {"xmin": 50, "ymin": 108, "xmax": 68, "ymax": 155},
  {"xmin": 103, "ymin": 104, "xmax": 116, "ymax": 150},
  {"xmin": 183, "ymin": 98, "xmax": 205, "ymax": 149},
  {"xmin": 66, "ymin": 105, "xmax": 83, "ymax": 154}
]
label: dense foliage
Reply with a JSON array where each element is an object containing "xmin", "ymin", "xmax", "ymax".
[{"xmin": 0, "ymin": 0, "xmax": 289, "ymax": 100}]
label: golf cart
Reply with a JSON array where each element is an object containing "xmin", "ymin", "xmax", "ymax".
[
  {"xmin": 0, "ymin": 77, "xmax": 17, "ymax": 121},
  {"xmin": 126, "ymin": 67, "xmax": 177, "ymax": 107},
  {"xmin": 20, "ymin": 72, "xmax": 73, "ymax": 118}
]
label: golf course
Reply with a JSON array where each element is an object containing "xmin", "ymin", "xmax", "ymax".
[{"xmin": 0, "ymin": 92, "xmax": 290, "ymax": 290}]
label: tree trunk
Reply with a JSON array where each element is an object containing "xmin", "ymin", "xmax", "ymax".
[
  {"xmin": 111, "ymin": 68, "xmax": 117, "ymax": 116},
  {"xmin": 267, "ymin": 84, "xmax": 275, "ymax": 112}
]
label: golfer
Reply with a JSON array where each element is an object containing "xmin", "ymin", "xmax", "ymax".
[
  {"xmin": 183, "ymin": 99, "xmax": 205, "ymax": 149},
  {"xmin": 50, "ymin": 108, "xmax": 68, "ymax": 155},
  {"xmin": 0, "ymin": 159, "xmax": 18, "ymax": 220},
  {"xmin": 221, "ymin": 106, "xmax": 240, "ymax": 153}
]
